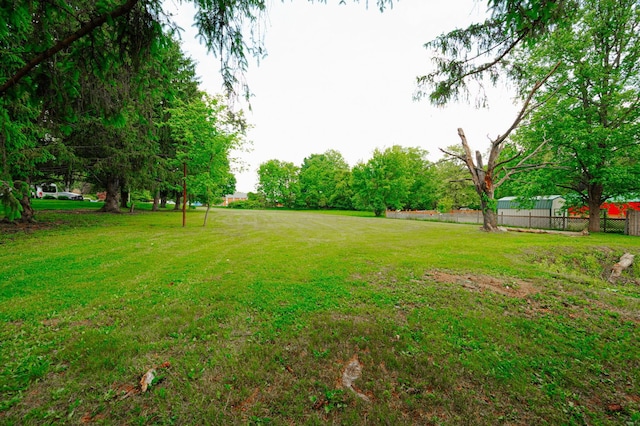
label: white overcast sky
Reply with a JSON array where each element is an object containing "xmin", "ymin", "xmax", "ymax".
[{"xmin": 164, "ymin": 0, "xmax": 519, "ymax": 192}]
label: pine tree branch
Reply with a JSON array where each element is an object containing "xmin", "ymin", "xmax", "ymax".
[
  {"xmin": 0, "ymin": 0, "xmax": 139, "ymax": 97},
  {"xmin": 447, "ymin": 32, "xmax": 526, "ymax": 90}
]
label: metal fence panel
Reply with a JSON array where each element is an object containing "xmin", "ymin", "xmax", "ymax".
[{"xmin": 386, "ymin": 210, "xmax": 627, "ymax": 233}]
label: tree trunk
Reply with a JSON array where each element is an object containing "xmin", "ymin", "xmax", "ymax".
[
  {"xmin": 0, "ymin": 134, "xmax": 8, "ymax": 179},
  {"xmin": 160, "ymin": 190, "xmax": 168, "ymax": 208},
  {"xmin": 173, "ymin": 190, "xmax": 181, "ymax": 211},
  {"xmin": 152, "ymin": 189, "xmax": 160, "ymax": 211},
  {"xmin": 120, "ymin": 189, "xmax": 129, "ymax": 209},
  {"xmin": 100, "ymin": 176, "xmax": 121, "ymax": 213},
  {"xmin": 480, "ymin": 197, "xmax": 499, "ymax": 231},
  {"xmin": 18, "ymin": 191, "xmax": 35, "ymax": 223},
  {"xmin": 203, "ymin": 204, "xmax": 211, "ymax": 226},
  {"xmin": 587, "ymin": 184, "xmax": 603, "ymax": 233},
  {"xmin": 587, "ymin": 203, "xmax": 601, "ymax": 233}
]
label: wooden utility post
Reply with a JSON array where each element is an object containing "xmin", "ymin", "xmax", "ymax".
[{"xmin": 182, "ymin": 162, "xmax": 187, "ymax": 227}]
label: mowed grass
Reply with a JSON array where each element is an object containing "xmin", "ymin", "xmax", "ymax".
[{"xmin": 1, "ymin": 205, "xmax": 639, "ymax": 425}]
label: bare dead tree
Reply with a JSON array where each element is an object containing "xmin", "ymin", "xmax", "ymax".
[{"xmin": 440, "ymin": 62, "xmax": 560, "ymax": 231}]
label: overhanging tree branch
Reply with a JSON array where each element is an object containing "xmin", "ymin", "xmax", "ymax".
[
  {"xmin": 490, "ymin": 61, "xmax": 561, "ymax": 149},
  {"xmin": 418, "ymin": 0, "xmax": 570, "ymax": 106},
  {"xmin": 430, "ymin": 32, "xmax": 526, "ymax": 97},
  {"xmin": 438, "ymin": 148, "xmax": 466, "ymax": 162},
  {"xmin": 0, "ymin": 0, "xmax": 139, "ymax": 97},
  {"xmin": 494, "ymin": 139, "xmax": 550, "ymax": 188}
]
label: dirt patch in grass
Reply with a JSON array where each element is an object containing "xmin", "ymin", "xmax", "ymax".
[
  {"xmin": 0, "ymin": 220, "xmax": 58, "ymax": 235},
  {"xmin": 329, "ymin": 313, "xmax": 373, "ymax": 324},
  {"xmin": 0, "ymin": 214, "xmax": 91, "ymax": 238},
  {"xmin": 425, "ymin": 270, "xmax": 538, "ymax": 298},
  {"xmin": 41, "ymin": 318, "xmax": 62, "ymax": 328}
]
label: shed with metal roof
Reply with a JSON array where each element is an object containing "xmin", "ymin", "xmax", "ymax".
[{"xmin": 497, "ymin": 195, "xmax": 566, "ymax": 217}]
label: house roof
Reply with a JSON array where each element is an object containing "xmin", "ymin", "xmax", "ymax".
[{"xmin": 497, "ymin": 195, "xmax": 564, "ymax": 210}]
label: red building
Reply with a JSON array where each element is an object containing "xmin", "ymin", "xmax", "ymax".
[
  {"xmin": 570, "ymin": 200, "xmax": 640, "ymax": 218},
  {"xmin": 602, "ymin": 201, "xmax": 640, "ymax": 218},
  {"xmin": 220, "ymin": 192, "xmax": 248, "ymax": 206}
]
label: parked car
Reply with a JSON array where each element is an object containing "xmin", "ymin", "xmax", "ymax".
[{"xmin": 35, "ymin": 183, "xmax": 84, "ymax": 200}]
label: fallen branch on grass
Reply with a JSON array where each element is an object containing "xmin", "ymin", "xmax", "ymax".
[
  {"xmin": 506, "ymin": 227, "xmax": 589, "ymax": 237},
  {"xmin": 609, "ymin": 253, "xmax": 635, "ymax": 283}
]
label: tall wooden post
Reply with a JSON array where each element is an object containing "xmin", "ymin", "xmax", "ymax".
[
  {"xmin": 182, "ymin": 162, "xmax": 187, "ymax": 227},
  {"xmin": 626, "ymin": 210, "xmax": 640, "ymax": 236}
]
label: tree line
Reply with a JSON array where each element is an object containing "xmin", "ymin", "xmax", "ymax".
[{"xmin": 250, "ymin": 146, "xmax": 478, "ymax": 216}]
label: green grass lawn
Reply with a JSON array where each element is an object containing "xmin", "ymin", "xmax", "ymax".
[{"xmin": 1, "ymin": 205, "xmax": 639, "ymax": 425}]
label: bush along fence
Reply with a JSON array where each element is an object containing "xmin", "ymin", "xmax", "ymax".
[{"xmin": 386, "ymin": 210, "xmax": 635, "ymax": 234}]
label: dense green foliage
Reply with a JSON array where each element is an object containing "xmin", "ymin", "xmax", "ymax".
[
  {"xmin": 257, "ymin": 159, "xmax": 300, "ymax": 208},
  {"xmin": 298, "ymin": 150, "xmax": 353, "ymax": 210},
  {"xmin": 0, "ymin": 0, "xmax": 262, "ymax": 220},
  {"xmin": 351, "ymin": 146, "xmax": 434, "ymax": 216},
  {"xmin": 510, "ymin": 0, "xmax": 640, "ymax": 232},
  {"xmin": 418, "ymin": 0, "xmax": 640, "ymax": 232},
  {"xmin": 255, "ymin": 146, "xmax": 449, "ymax": 215},
  {"xmin": 168, "ymin": 94, "xmax": 246, "ymax": 216}
]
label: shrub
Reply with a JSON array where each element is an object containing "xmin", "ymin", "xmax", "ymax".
[
  {"xmin": 131, "ymin": 190, "xmax": 153, "ymax": 203},
  {"xmin": 227, "ymin": 200, "xmax": 264, "ymax": 209}
]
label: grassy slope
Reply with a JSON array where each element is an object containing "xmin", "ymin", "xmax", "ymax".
[{"xmin": 0, "ymin": 206, "xmax": 639, "ymax": 425}]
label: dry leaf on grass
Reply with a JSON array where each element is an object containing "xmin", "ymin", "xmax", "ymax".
[
  {"xmin": 341, "ymin": 354, "xmax": 370, "ymax": 402},
  {"xmin": 140, "ymin": 368, "xmax": 156, "ymax": 393}
]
